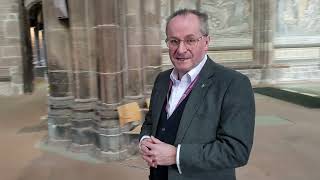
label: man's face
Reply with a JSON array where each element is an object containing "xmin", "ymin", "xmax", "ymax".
[{"xmin": 166, "ymin": 14, "xmax": 209, "ymax": 76}]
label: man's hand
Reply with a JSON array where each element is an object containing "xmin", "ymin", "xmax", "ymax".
[
  {"xmin": 140, "ymin": 138, "xmax": 157, "ymax": 167},
  {"xmin": 144, "ymin": 136, "xmax": 177, "ymax": 166}
]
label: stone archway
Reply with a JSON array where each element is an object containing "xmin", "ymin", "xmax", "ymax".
[
  {"xmin": 19, "ymin": 0, "xmax": 47, "ymax": 93},
  {"xmin": 27, "ymin": 1, "xmax": 47, "ymax": 78}
]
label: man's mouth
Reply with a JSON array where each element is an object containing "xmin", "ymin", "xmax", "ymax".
[{"xmin": 175, "ymin": 57, "xmax": 190, "ymax": 61}]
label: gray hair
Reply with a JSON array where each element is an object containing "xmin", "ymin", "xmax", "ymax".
[{"xmin": 166, "ymin": 9, "xmax": 209, "ymax": 36}]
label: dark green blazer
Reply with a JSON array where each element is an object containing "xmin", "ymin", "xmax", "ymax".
[{"xmin": 140, "ymin": 57, "xmax": 255, "ymax": 180}]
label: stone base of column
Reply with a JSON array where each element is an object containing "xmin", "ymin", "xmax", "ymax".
[
  {"xmin": 89, "ymin": 102, "xmax": 139, "ymax": 161},
  {"xmin": 46, "ymin": 99, "xmax": 140, "ymax": 161},
  {"xmin": 69, "ymin": 143, "xmax": 95, "ymax": 154},
  {"xmin": 70, "ymin": 98, "xmax": 97, "ymax": 150},
  {"xmin": 123, "ymin": 95, "xmax": 145, "ymax": 107},
  {"xmin": 91, "ymin": 147, "xmax": 130, "ymax": 161},
  {"xmin": 47, "ymin": 96, "xmax": 73, "ymax": 142}
]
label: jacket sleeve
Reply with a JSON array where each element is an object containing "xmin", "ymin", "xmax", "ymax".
[
  {"xmin": 179, "ymin": 75, "xmax": 255, "ymax": 172},
  {"xmin": 139, "ymin": 73, "xmax": 160, "ymax": 140}
]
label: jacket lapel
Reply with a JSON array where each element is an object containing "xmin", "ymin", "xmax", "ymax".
[
  {"xmin": 151, "ymin": 71, "xmax": 171, "ymax": 136},
  {"xmin": 174, "ymin": 58, "xmax": 216, "ymax": 145}
]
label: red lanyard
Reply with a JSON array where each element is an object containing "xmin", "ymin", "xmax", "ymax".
[{"xmin": 166, "ymin": 75, "xmax": 199, "ymax": 113}]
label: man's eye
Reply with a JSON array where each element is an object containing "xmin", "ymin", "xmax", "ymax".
[
  {"xmin": 185, "ymin": 39, "xmax": 196, "ymax": 44},
  {"xmin": 170, "ymin": 39, "xmax": 179, "ymax": 45}
]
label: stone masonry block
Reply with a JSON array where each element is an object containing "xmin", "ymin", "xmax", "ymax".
[
  {"xmin": 70, "ymin": 127, "xmax": 94, "ymax": 145},
  {"xmin": 48, "ymin": 123, "xmax": 71, "ymax": 140},
  {"xmin": 99, "ymin": 73, "xmax": 123, "ymax": 104},
  {"xmin": 49, "ymin": 83, "xmax": 72, "ymax": 97},
  {"xmin": 68, "ymin": 0, "xmax": 86, "ymax": 28},
  {"xmin": 0, "ymin": 57, "xmax": 20, "ymax": 66},
  {"xmin": 48, "ymin": 71, "xmax": 69, "ymax": 84},
  {"xmin": 72, "ymin": 110, "xmax": 95, "ymax": 120},
  {"xmin": 98, "ymin": 27, "xmax": 121, "ymax": 73},
  {"xmin": 71, "ymin": 118, "xmax": 93, "ymax": 128},
  {"xmin": 77, "ymin": 72, "xmax": 91, "ymax": 99},
  {"xmin": 127, "ymin": 46, "xmax": 142, "ymax": 69},
  {"xmin": 99, "ymin": 133, "xmax": 122, "ymax": 152},
  {"xmin": 4, "ymin": 20, "xmax": 19, "ymax": 38},
  {"xmin": 144, "ymin": 28, "xmax": 161, "ymax": 46},
  {"xmin": 96, "ymin": 0, "xmax": 119, "ymax": 25},
  {"xmin": 126, "ymin": 28, "xmax": 143, "ymax": 45},
  {"xmin": 48, "ymin": 96, "xmax": 74, "ymax": 109},
  {"xmin": 1, "ymin": 45, "xmax": 21, "ymax": 57},
  {"xmin": 126, "ymin": 69, "xmax": 143, "ymax": 96},
  {"xmin": 48, "ymin": 116, "xmax": 70, "ymax": 125},
  {"xmin": 142, "ymin": 46, "xmax": 162, "ymax": 66},
  {"xmin": 46, "ymin": 30, "xmax": 71, "ymax": 70}
]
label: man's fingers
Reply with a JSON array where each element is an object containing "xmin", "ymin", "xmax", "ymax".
[
  {"xmin": 143, "ymin": 140, "xmax": 158, "ymax": 150},
  {"xmin": 142, "ymin": 155, "xmax": 158, "ymax": 168},
  {"xmin": 142, "ymin": 154, "xmax": 153, "ymax": 164},
  {"xmin": 151, "ymin": 136, "xmax": 163, "ymax": 144},
  {"xmin": 148, "ymin": 161, "xmax": 157, "ymax": 168},
  {"xmin": 140, "ymin": 144, "xmax": 153, "ymax": 156}
]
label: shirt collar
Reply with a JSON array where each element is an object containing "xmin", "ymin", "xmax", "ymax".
[{"xmin": 170, "ymin": 55, "xmax": 207, "ymax": 84}]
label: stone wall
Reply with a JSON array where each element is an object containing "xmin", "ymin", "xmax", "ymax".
[
  {"xmin": 43, "ymin": 0, "xmax": 161, "ymax": 160},
  {"xmin": 161, "ymin": 0, "xmax": 320, "ymax": 85},
  {"xmin": 0, "ymin": 0, "xmax": 23, "ymax": 95}
]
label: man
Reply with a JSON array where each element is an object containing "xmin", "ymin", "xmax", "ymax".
[{"xmin": 139, "ymin": 9, "xmax": 255, "ymax": 180}]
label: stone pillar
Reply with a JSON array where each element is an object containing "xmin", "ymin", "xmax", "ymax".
[
  {"xmin": 0, "ymin": 0, "xmax": 24, "ymax": 95},
  {"xmin": 141, "ymin": 0, "xmax": 162, "ymax": 96},
  {"xmin": 68, "ymin": 0, "xmax": 97, "ymax": 152},
  {"xmin": 253, "ymin": 0, "xmax": 276, "ymax": 83},
  {"xmin": 33, "ymin": 27, "xmax": 41, "ymax": 66},
  {"xmin": 94, "ymin": 0, "xmax": 127, "ymax": 161},
  {"xmin": 19, "ymin": 0, "xmax": 34, "ymax": 93},
  {"xmin": 43, "ymin": 0, "xmax": 73, "ymax": 145},
  {"xmin": 124, "ymin": 0, "xmax": 144, "ymax": 102}
]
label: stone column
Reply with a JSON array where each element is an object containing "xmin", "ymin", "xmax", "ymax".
[
  {"xmin": 43, "ymin": 0, "xmax": 73, "ymax": 145},
  {"xmin": 253, "ymin": 0, "xmax": 276, "ymax": 83},
  {"xmin": 33, "ymin": 27, "xmax": 41, "ymax": 66},
  {"xmin": 19, "ymin": 0, "xmax": 33, "ymax": 93},
  {"xmin": 0, "ymin": 0, "xmax": 24, "ymax": 95},
  {"xmin": 68, "ymin": 0, "xmax": 97, "ymax": 152},
  {"xmin": 141, "ymin": 0, "xmax": 162, "ymax": 96},
  {"xmin": 94, "ymin": 0, "xmax": 127, "ymax": 161},
  {"xmin": 124, "ymin": 0, "xmax": 144, "ymax": 102}
]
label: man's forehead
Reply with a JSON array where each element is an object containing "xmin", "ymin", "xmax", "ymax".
[
  {"xmin": 170, "ymin": 13, "xmax": 199, "ymax": 23},
  {"xmin": 168, "ymin": 34, "xmax": 199, "ymax": 39},
  {"xmin": 167, "ymin": 15, "xmax": 201, "ymax": 34}
]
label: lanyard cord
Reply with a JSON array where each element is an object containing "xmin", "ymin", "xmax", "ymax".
[{"xmin": 166, "ymin": 75, "xmax": 199, "ymax": 113}]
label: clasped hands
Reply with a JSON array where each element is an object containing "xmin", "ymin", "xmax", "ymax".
[{"xmin": 139, "ymin": 136, "xmax": 177, "ymax": 168}]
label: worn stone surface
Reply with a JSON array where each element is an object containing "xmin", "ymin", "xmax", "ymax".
[
  {"xmin": 0, "ymin": 0, "xmax": 23, "ymax": 95},
  {"xmin": 48, "ymin": 123, "xmax": 71, "ymax": 140},
  {"xmin": 70, "ymin": 127, "xmax": 94, "ymax": 145}
]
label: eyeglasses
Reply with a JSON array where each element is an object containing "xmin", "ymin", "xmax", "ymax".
[{"xmin": 165, "ymin": 36, "xmax": 206, "ymax": 50}]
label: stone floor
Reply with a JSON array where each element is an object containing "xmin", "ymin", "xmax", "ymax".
[{"xmin": 1, "ymin": 81, "xmax": 320, "ymax": 180}]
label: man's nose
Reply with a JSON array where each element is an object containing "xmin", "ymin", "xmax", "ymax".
[{"xmin": 176, "ymin": 41, "xmax": 188, "ymax": 53}]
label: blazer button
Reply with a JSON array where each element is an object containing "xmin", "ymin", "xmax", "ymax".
[{"xmin": 161, "ymin": 128, "xmax": 165, "ymax": 131}]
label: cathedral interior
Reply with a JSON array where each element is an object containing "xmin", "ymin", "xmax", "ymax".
[{"xmin": 0, "ymin": 0, "xmax": 319, "ymax": 179}]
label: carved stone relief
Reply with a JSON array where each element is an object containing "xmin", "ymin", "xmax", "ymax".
[
  {"xmin": 161, "ymin": 0, "xmax": 171, "ymax": 44},
  {"xmin": 277, "ymin": 0, "xmax": 320, "ymax": 36},
  {"xmin": 174, "ymin": 0, "xmax": 197, "ymax": 10},
  {"xmin": 200, "ymin": 0, "xmax": 252, "ymax": 38},
  {"xmin": 160, "ymin": 0, "xmax": 253, "ymax": 48}
]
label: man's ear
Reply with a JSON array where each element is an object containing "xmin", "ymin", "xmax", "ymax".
[{"xmin": 204, "ymin": 36, "xmax": 211, "ymax": 50}]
